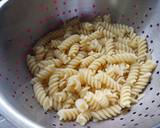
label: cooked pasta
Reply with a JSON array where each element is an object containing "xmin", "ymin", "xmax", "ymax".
[
  {"xmin": 58, "ymin": 34, "xmax": 80, "ymax": 52},
  {"xmin": 79, "ymin": 87, "xmax": 90, "ymax": 98},
  {"xmin": 76, "ymin": 111, "xmax": 92, "ymax": 126},
  {"xmin": 107, "ymin": 53, "xmax": 137, "ymax": 64},
  {"xmin": 33, "ymin": 82, "xmax": 53, "ymax": 111},
  {"xmin": 50, "ymin": 40, "xmax": 62, "ymax": 48},
  {"xmin": 65, "ymin": 75, "xmax": 81, "ymax": 93},
  {"xmin": 53, "ymin": 49, "xmax": 70, "ymax": 64},
  {"xmin": 91, "ymin": 105, "xmax": 122, "ymax": 121},
  {"xmin": 126, "ymin": 63, "xmax": 139, "ymax": 84},
  {"xmin": 58, "ymin": 108, "xmax": 79, "ymax": 121},
  {"xmin": 95, "ymin": 90, "xmax": 109, "ymax": 108},
  {"xmin": 137, "ymin": 36, "xmax": 148, "ymax": 63},
  {"xmin": 54, "ymin": 91, "xmax": 67, "ymax": 103},
  {"xmin": 27, "ymin": 14, "xmax": 156, "ymax": 126},
  {"xmin": 75, "ymin": 99, "xmax": 89, "ymax": 112},
  {"xmin": 68, "ymin": 43, "xmax": 80, "ymax": 58},
  {"xmin": 27, "ymin": 55, "xmax": 40, "ymax": 75},
  {"xmin": 84, "ymin": 91, "xmax": 101, "ymax": 111},
  {"xmin": 38, "ymin": 58, "xmax": 63, "ymax": 69},
  {"xmin": 105, "ymin": 38, "xmax": 115, "ymax": 55},
  {"xmin": 80, "ymin": 30, "xmax": 103, "ymax": 44},
  {"xmin": 45, "ymin": 50, "xmax": 54, "ymax": 60},
  {"xmin": 120, "ymin": 83, "xmax": 131, "ymax": 108},
  {"xmin": 139, "ymin": 59, "xmax": 157, "ymax": 75},
  {"xmin": 131, "ymin": 60, "xmax": 156, "ymax": 96},
  {"xmin": 48, "ymin": 73, "xmax": 62, "ymax": 96},
  {"xmin": 67, "ymin": 52, "xmax": 86, "ymax": 69},
  {"xmin": 81, "ymin": 22, "xmax": 94, "ymax": 31},
  {"xmin": 131, "ymin": 73, "xmax": 151, "ymax": 96},
  {"xmin": 95, "ymin": 71, "xmax": 122, "ymax": 91},
  {"xmin": 80, "ymin": 53, "xmax": 102, "ymax": 68},
  {"xmin": 115, "ymin": 42, "xmax": 135, "ymax": 54},
  {"xmin": 90, "ymin": 39, "xmax": 102, "ymax": 52},
  {"xmin": 36, "ymin": 64, "xmax": 55, "ymax": 81},
  {"xmin": 79, "ymin": 69, "xmax": 101, "ymax": 89},
  {"xmin": 88, "ymin": 55, "xmax": 108, "ymax": 71},
  {"xmin": 35, "ymin": 46, "xmax": 46, "ymax": 61},
  {"xmin": 59, "ymin": 68, "xmax": 78, "ymax": 78}
]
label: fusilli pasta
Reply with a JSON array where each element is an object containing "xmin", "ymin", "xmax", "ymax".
[{"xmin": 27, "ymin": 14, "xmax": 156, "ymax": 126}]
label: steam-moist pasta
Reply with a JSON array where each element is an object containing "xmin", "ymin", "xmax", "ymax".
[{"xmin": 26, "ymin": 14, "xmax": 156, "ymax": 126}]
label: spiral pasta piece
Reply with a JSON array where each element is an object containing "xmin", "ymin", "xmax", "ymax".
[
  {"xmin": 126, "ymin": 63, "xmax": 140, "ymax": 84},
  {"xmin": 95, "ymin": 71, "xmax": 122, "ymax": 91},
  {"xmin": 58, "ymin": 108, "xmax": 79, "ymax": 121},
  {"xmin": 54, "ymin": 91, "xmax": 67, "ymax": 103},
  {"xmin": 139, "ymin": 59, "xmax": 156, "ymax": 75},
  {"xmin": 95, "ymin": 23, "xmax": 121, "ymax": 37},
  {"xmin": 81, "ymin": 22, "xmax": 94, "ymax": 31},
  {"xmin": 105, "ymin": 38, "xmax": 115, "ymax": 55},
  {"xmin": 131, "ymin": 60, "xmax": 156, "ymax": 96},
  {"xmin": 58, "ymin": 34, "xmax": 80, "ymax": 52},
  {"xmin": 90, "ymin": 39, "xmax": 102, "ymax": 52},
  {"xmin": 35, "ymin": 46, "xmax": 46, "ymax": 61},
  {"xmin": 97, "ymin": 26, "xmax": 115, "ymax": 38},
  {"xmin": 107, "ymin": 53, "xmax": 137, "ymax": 64},
  {"xmin": 95, "ymin": 90, "xmax": 109, "ymax": 108},
  {"xmin": 64, "ymin": 26, "xmax": 73, "ymax": 38},
  {"xmin": 68, "ymin": 43, "xmax": 80, "ymax": 58},
  {"xmin": 75, "ymin": 99, "xmax": 89, "ymax": 112},
  {"xmin": 103, "ymin": 89, "xmax": 119, "ymax": 105},
  {"xmin": 79, "ymin": 69, "xmax": 101, "ymax": 89},
  {"xmin": 38, "ymin": 58, "xmax": 63, "ymax": 69},
  {"xmin": 53, "ymin": 49, "xmax": 70, "ymax": 64},
  {"xmin": 45, "ymin": 50, "xmax": 54, "ymax": 60},
  {"xmin": 58, "ymin": 68, "xmax": 78, "ymax": 78},
  {"xmin": 84, "ymin": 92, "xmax": 101, "ymax": 111},
  {"xmin": 63, "ymin": 98, "xmax": 75, "ymax": 109},
  {"xmin": 137, "ymin": 36, "xmax": 148, "ymax": 63},
  {"xmin": 128, "ymin": 33, "xmax": 139, "ymax": 49},
  {"xmin": 131, "ymin": 73, "xmax": 151, "ymax": 96},
  {"xmin": 52, "ymin": 94, "xmax": 64, "ymax": 110},
  {"xmin": 80, "ymin": 30, "xmax": 103, "ymax": 44},
  {"xmin": 91, "ymin": 104, "xmax": 122, "ymax": 121},
  {"xmin": 33, "ymin": 82, "xmax": 52, "ymax": 111},
  {"xmin": 106, "ymin": 63, "xmax": 129, "ymax": 76},
  {"xmin": 36, "ymin": 64, "xmax": 55, "ymax": 81},
  {"xmin": 98, "ymin": 22, "xmax": 134, "ymax": 37},
  {"xmin": 76, "ymin": 111, "xmax": 92, "ymax": 126},
  {"xmin": 79, "ymin": 29, "xmax": 92, "ymax": 35},
  {"xmin": 67, "ymin": 52, "xmax": 86, "ymax": 69},
  {"xmin": 79, "ymin": 87, "xmax": 90, "ymax": 98},
  {"xmin": 120, "ymin": 83, "xmax": 131, "ymax": 108},
  {"xmin": 65, "ymin": 75, "xmax": 81, "ymax": 93},
  {"xmin": 81, "ymin": 53, "xmax": 102, "ymax": 68},
  {"xmin": 48, "ymin": 73, "xmax": 62, "ymax": 96},
  {"xmin": 27, "ymin": 55, "xmax": 40, "ymax": 75},
  {"xmin": 116, "ymin": 42, "xmax": 135, "ymax": 54},
  {"xmin": 50, "ymin": 40, "xmax": 62, "ymax": 48},
  {"xmin": 88, "ymin": 55, "xmax": 107, "ymax": 71}
]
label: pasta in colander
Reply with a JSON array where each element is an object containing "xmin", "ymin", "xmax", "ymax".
[{"xmin": 26, "ymin": 14, "xmax": 156, "ymax": 126}]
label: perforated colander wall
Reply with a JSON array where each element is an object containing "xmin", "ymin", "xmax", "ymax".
[{"xmin": 0, "ymin": 0, "xmax": 160, "ymax": 128}]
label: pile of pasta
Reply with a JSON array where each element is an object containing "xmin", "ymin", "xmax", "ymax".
[{"xmin": 26, "ymin": 14, "xmax": 156, "ymax": 126}]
